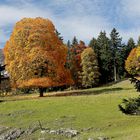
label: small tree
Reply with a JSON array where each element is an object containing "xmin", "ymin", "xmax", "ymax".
[
  {"xmin": 125, "ymin": 46, "xmax": 140, "ymax": 92},
  {"xmin": 81, "ymin": 48, "xmax": 100, "ymax": 88},
  {"xmin": 125, "ymin": 48, "xmax": 138, "ymax": 76},
  {"xmin": 89, "ymin": 37, "xmax": 97, "ymax": 50},
  {"xmin": 65, "ymin": 40, "xmax": 71, "ymax": 69},
  {"xmin": 70, "ymin": 40, "xmax": 87, "ymax": 87},
  {"xmin": 96, "ymin": 31, "xmax": 113, "ymax": 83},
  {"xmin": 127, "ymin": 38, "xmax": 135, "ymax": 52},
  {"xmin": 110, "ymin": 28, "xmax": 122, "ymax": 81}
]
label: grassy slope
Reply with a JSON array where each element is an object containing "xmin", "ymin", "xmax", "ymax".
[{"xmin": 0, "ymin": 80, "xmax": 140, "ymax": 140}]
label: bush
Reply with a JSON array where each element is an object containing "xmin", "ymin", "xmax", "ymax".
[
  {"xmin": 130, "ymin": 77, "xmax": 140, "ymax": 92},
  {"xmin": 118, "ymin": 96, "xmax": 140, "ymax": 115}
]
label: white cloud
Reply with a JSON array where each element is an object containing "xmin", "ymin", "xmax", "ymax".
[
  {"xmin": 0, "ymin": 0, "xmax": 112, "ymax": 47},
  {"xmin": 2, "ymin": 0, "xmax": 140, "ymax": 47},
  {"xmin": 0, "ymin": 5, "xmax": 53, "ymax": 26},
  {"xmin": 1, "ymin": 0, "xmax": 140, "ymax": 48},
  {"xmin": 55, "ymin": 16, "xmax": 111, "ymax": 42},
  {"xmin": 0, "ymin": 4, "xmax": 53, "ymax": 47}
]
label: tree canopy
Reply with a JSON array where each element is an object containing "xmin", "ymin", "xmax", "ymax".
[
  {"xmin": 4, "ymin": 17, "xmax": 73, "ymax": 96},
  {"xmin": 125, "ymin": 47, "xmax": 139, "ymax": 76},
  {"xmin": 81, "ymin": 47, "xmax": 100, "ymax": 88}
]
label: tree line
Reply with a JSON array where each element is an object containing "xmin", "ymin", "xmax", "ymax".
[
  {"xmin": 1, "ymin": 17, "xmax": 139, "ymax": 96},
  {"xmin": 66, "ymin": 28, "xmax": 138, "ymax": 86}
]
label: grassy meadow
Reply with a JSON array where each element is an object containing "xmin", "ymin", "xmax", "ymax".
[{"xmin": 0, "ymin": 80, "xmax": 140, "ymax": 140}]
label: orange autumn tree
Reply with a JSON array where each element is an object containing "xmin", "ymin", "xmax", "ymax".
[
  {"xmin": 4, "ymin": 17, "xmax": 73, "ymax": 96},
  {"xmin": 70, "ymin": 41, "xmax": 87, "ymax": 87}
]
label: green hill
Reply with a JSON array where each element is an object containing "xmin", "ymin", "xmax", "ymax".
[{"xmin": 0, "ymin": 80, "xmax": 140, "ymax": 140}]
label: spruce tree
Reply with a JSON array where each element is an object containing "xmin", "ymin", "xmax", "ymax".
[
  {"xmin": 117, "ymin": 44, "xmax": 127, "ymax": 78},
  {"xmin": 72, "ymin": 36, "xmax": 78, "ymax": 46},
  {"xmin": 89, "ymin": 37, "xmax": 97, "ymax": 52},
  {"xmin": 110, "ymin": 28, "xmax": 122, "ymax": 81},
  {"xmin": 66, "ymin": 40, "xmax": 71, "ymax": 69},
  {"xmin": 70, "ymin": 39, "xmax": 86, "ymax": 87},
  {"xmin": 67, "ymin": 40, "xmax": 71, "ymax": 48},
  {"xmin": 118, "ymin": 39, "xmax": 135, "ymax": 78},
  {"xmin": 71, "ymin": 36, "xmax": 78, "ymax": 59},
  {"xmin": 126, "ymin": 38, "xmax": 135, "ymax": 57},
  {"xmin": 96, "ymin": 31, "xmax": 113, "ymax": 83},
  {"xmin": 55, "ymin": 30, "xmax": 63, "ymax": 41}
]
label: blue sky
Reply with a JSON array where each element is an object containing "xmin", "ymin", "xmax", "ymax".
[{"xmin": 0, "ymin": 0, "xmax": 140, "ymax": 48}]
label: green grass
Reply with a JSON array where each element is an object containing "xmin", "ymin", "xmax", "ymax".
[{"xmin": 0, "ymin": 80, "xmax": 140, "ymax": 139}]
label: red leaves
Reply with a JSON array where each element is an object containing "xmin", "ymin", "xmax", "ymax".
[{"xmin": 70, "ymin": 41, "xmax": 87, "ymax": 86}]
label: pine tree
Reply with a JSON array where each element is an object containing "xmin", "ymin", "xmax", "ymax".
[
  {"xmin": 70, "ymin": 40, "xmax": 86, "ymax": 87},
  {"xmin": 89, "ymin": 37, "xmax": 97, "ymax": 51},
  {"xmin": 81, "ymin": 47, "xmax": 100, "ymax": 88},
  {"xmin": 72, "ymin": 36, "xmax": 78, "ymax": 46},
  {"xmin": 67, "ymin": 40, "xmax": 71, "ymax": 48},
  {"xmin": 95, "ymin": 31, "xmax": 113, "ymax": 83},
  {"xmin": 126, "ymin": 38, "xmax": 135, "ymax": 57},
  {"xmin": 55, "ymin": 30, "xmax": 63, "ymax": 41},
  {"xmin": 117, "ymin": 44, "xmax": 127, "ymax": 78},
  {"xmin": 66, "ymin": 40, "xmax": 71, "ymax": 69},
  {"xmin": 110, "ymin": 28, "xmax": 122, "ymax": 81},
  {"xmin": 71, "ymin": 36, "xmax": 78, "ymax": 61}
]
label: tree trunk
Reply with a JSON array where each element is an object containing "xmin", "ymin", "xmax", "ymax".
[
  {"xmin": 114, "ymin": 62, "xmax": 117, "ymax": 82},
  {"xmin": 39, "ymin": 88, "xmax": 44, "ymax": 97}
]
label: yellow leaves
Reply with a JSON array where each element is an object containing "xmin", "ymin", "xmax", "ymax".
[
  {"xmin": 81, "ymin": 47, "xmax": 100, "ymax": 88},
  {"xmin": 4, "ymin": 17, "xmax": 73, "ymax": 89},
  {"xmin": 136, "ymin": 46, "xmax": 140, "ymax": 58},
  {"xmin": 81, "ymin": 47, "xmax": 94, "ymax": 59},
  {"xmin": 125, "ymin": 47, "xmax": 140, "ymax": 75}
]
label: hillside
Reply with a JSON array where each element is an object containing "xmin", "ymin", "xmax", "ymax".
[{"xmin": 0, "ymin": 80, "xmax": 140, "ymax": 140}]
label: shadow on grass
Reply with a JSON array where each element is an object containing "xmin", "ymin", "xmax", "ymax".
[
  {"xmin": 46, "ymin": 87, "xmax": 128, "ymax": 97},
  {"xmin": 0, "ymin": 100, "xmax": 5, "ymax": 103},
  {"xmin": 0, "ymin": 87, "xmax": 131, "ymax": 102}
]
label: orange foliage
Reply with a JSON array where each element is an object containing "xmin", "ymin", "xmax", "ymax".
[
  {"xmin": 4, "ymin": 17, "xmax": 73, "ymax": 89},
  {"xmin": 70, "ymin": 41, "xmax": 87, "ymax": 86}
]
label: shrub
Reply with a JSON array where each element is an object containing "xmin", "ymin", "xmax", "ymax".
[
  {"xmin": 130, "ymin": 77, "xmax": 140, "ymax": 92},
  {"xmin": 119, "ymin": 96, "xmax": 140, "ymax": 115}
]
